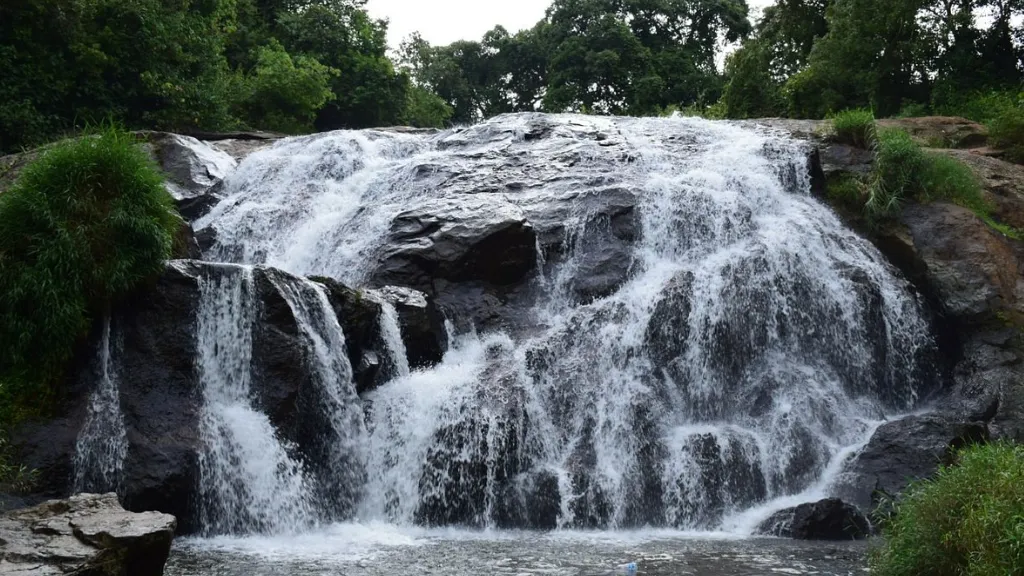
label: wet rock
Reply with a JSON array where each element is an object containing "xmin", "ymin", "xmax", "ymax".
[
  {"xmin": 368, "ymin": 286, "xmax": 448, "ymax": 369},
  {"xmin": 313, "ymin": 277, "xmax": 387, "ymax": 393},
  {"xmin": 758, "ymin": 498, "xmax": 870, "ymax": 540},
  {"xmin": 373, "ymin": 198, "xmax": 538, "ymax": 290},
  {"xmin": 645, "ymin": 271, "xmax": 695, "ymax": 368},
  {"xmin": 141, "ymin": 132, "xmax": 237, "ymax": 202},
  {"xmin": 0, "ymin": 493, "xmax": 176, "ymax": 575},
  {"xmin": 832, "ymin": 413, "xmax": 989, "ymax": 512}
]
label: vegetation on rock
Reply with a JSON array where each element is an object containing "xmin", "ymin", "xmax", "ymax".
[
  {"xmin": 0, "ymin": 128, "xmax": 178, "ymax": 431},
  {"xmin": 870, "ymin": 442, "xmax": 1024, "ymax": 576}
]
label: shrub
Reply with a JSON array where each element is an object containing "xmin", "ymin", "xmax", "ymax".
[
  {"xmin": 866, "ymin": 128, "xmax": 923, "ymax": 218},
  {"xmin": 0, "ymin": 128, "xmax": 178, "ymax": 420},
  {"xmin": 870, "ymin": 442, "xmax": 1024, "ymax": 576},
  {"xmin": 829, "ymin": 108, "xmax": 877, "ymax": 148},
  {"xmin": 988, "ymin": 106, "xmax": 1024, "ymax": 164}
]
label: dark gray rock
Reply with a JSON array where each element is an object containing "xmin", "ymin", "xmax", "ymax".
[
  {"xmin": 832, "ymin": 413, "xmax": 989, "ymax": 512},
  {"xmin": 12, "ymin": 262, "xmax": 389, "ymax": 533},
  {"xmin": 0, "ymin": 493, "xmax": 176, "ymax": 576},
  {"xmin": 368, "ymin": 286, "xmax": 448, "ymax": 369},
  {"xmin": 758, "ymin": 498, "xmax": 870, "ymax": 540}
]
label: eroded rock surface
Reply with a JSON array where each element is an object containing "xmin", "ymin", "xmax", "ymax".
[{"xmin": 0, "ymin": 493, "xmax": 176, "ymax": 576}]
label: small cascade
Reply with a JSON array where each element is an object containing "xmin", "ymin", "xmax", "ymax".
[
  {"xmin": 73, "ymin": 315, "xmax": 128, "ymax": 495},
  {"xmin": 270, "ymin": 274, "xmax": 367, "ymax": 521},
  {"xmin": 367, "ymin": 293, "xmax": 411, "ymax": 379},
  {"xmin": 195, "ymin": 265, "xmax": 316, "ymax": 535}
]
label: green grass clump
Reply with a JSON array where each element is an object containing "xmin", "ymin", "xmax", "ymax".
[
  {"xmin": 829, "ymin": 108, "xmax": 877, "ymax": 148},
  {"xmin": 870, "ymin": 442, "xmax": 1024, "ymax": 576},
  {"xmin": 0, "ymin": 128, "xmax": 178, "ymax": 423},
  {"xmin": 866, "ymin": 128, "xmax": 923, "ymax": 218}
]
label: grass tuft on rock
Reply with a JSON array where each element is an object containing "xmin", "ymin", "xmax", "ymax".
[
  {"xmin": 0, "ymin": 127, "xmax": 178, "ymax": 425},
  {"xmin": 870, "ymin": 442, "xmax": 1024, "ymax": 576},
  {"xmin": 829, "ymin": 109, "xmax": 877, "ymax": 148}
]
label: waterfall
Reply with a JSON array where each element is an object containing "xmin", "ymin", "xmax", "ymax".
[
  {"xmin": 73, "ymin": 315, "xmax": 128, "ymax": 494},
  {"xmin": 270, "ymin": 273, "xmax": 367, "ymax": 520},
  {"xmin": 196, "ymin": 114, "xmax": 937, "ymax": 532},
  {"xmin": 367, "ymin": 292, "xmax": 411, "ymax": 379},
  {"xmin": 195, "ymin": 265, "xmax": 316, "ymax": 535}
]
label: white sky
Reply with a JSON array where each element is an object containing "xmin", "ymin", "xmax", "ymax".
[{"xmin": 366, "ymin": 0, "xmax": 777, "ymax": 49}]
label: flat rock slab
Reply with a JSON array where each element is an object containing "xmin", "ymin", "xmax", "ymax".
[{"xmin": 0, "ymin": 493, "xmax": 176, "ymax": 576}]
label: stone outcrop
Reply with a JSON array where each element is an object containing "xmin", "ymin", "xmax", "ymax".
[
  {"xmin": 0, "ymin": 493, "xmax": 176, "ymax": 576},
  {"xmin": 762, "ymin": 116, "xmax": 1024, "ymax": 519},
  {"xmin": 11, "ymin": 261, "xmax": 427, "ymax": 533},
  {"xmin": 757, "ymin": 498, "xmax": 870, "ymax": 540}
]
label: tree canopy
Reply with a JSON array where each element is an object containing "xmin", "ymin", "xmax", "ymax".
[{"xmin": 3, "ymin": 0, "xmax": 1024, "ymax": 153}]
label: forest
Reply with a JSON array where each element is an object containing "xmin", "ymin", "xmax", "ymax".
[{"xmin": 2, "ymin": 0, "xmax": 1023, "ymax": 153}]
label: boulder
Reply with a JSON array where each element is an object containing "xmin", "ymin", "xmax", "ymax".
[
  {"xmin": 939, "ymin": 149, "xmax": 1024, "ymax": 230},
  {"xmin": 0, "ymin": 493, "xmax": 176, "ymax": 576},
  {"xmin": 141, "ymin": 132, "xmax": 236, "ymax": 201},
  {"xmin": 832, "ymin": 413, "xmax": 989, "ymax": 512},
  {"xmin": 367, "ymin": 285, "xmax": 448, "ymax": 369},
  {"xmin": 757, "ymin": 498, "xmax": 870, "ymax": 540},
  {"xmin": 12, "ymin": 262, "xmax": 387, "ymax": 533}
]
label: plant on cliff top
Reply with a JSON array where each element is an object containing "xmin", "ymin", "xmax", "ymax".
[
  {"xmin": 0, "ymin": 128, "xmax": 178, "ymax": 422},
  {"xmin": 870, "ymin": 442, "xmax": 1024, "ymax": 576},
  {"xmin": 829, "ymin": 108, "xmax": 877, "ymax": 148}
]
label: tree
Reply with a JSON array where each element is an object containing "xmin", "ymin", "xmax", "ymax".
[
  {"xmin": 542, "ymin": 0, "xmax": 752, "ymax": 114},
  {"xmin": 234, "ymin": 40, "xmax": 336, "ymax": 134},
  {"xmin": 785, "ymin": 0, "xmax": 928, "ymax": 118}
]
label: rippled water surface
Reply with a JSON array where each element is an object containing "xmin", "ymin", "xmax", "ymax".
[{"xmin": 166, "ymin": 526, "xmax": 868, "ymax": 576}]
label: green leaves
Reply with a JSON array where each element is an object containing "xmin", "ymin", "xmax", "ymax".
[
  {"xmin": 871, "ymin": 443, "xmax": 1024, "ymax": 576},
  {"xmin": 0, "ymin": 128, "xmax": 178, "ymax": 422}
]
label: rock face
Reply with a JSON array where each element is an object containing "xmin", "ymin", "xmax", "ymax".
[
  {"xmin": 11, "ymin": 261, "xmax": 419, "ymax": 533},
  {"xmin": 762, "ymin": 116, "xmax": 1024, "ymax": 516},
  {"xmin": 0, "ymin": 493, "xmax": 176, "ymax": 576},
  {"xmin": 757, "ymin": 498, "xmax": 870, "ymax": 540},
  {"xmin": 833, "ymin": 414, "xmax": 989, "ymax": 511}
]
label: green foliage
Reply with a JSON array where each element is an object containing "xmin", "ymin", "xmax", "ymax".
[
  {"xmin": 870, "ymin": 442, "xmax": 1024, "ymax": 576},
  {"xmin": 988, "ymin": 106, "xmax": 1024, "ymax": 164},
  {"xmin": 0, "ymin": 128, "xmax": 178, "ymax": 423},
  {"xmin": 829, "ymin": 108, "xmax": 876, "ymax": 148},
  {"xmin": 402, "ymin": 86, "xmax": 454, "ymax": 128},
  {"xmin": 233, "ymin": 41, "xmax": 336, "ymax": 134},
  {"xmin": 862, "ymin": 127, "xmax": 1018, "ymax": 239},
  {"xmin": 0, "ymin": 434, "xmax": 36, "ymax": 495},
  {"xmin": 866, "ymin": 129, "xmax": 924, "ymax": 218}
]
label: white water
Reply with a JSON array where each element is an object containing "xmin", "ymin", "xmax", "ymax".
[
  {"xmin": 73, "ymin": 315, "xmax": 128, "ymax": 494},
  {"xmin": 195, "ymin": 265, "xmax": 316, "ymax": 535},
  {"xmin": 194, "ymin": 114, "xmax": 936, "ymax": 535},
  {"xmin": 366, "ymin": 291, "xmax": 412, "ymax": 378}
]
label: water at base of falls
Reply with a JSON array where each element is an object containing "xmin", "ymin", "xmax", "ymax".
[
  {"xmin": 189, "ymin": 113, "xmax": 937, "ymax": 537},
  {"xmin": 166, "ymin": 527, "xmax": 868, "ymax": 576}
]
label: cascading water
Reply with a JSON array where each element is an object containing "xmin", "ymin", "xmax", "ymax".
[
  {"xmin": 195, "ymin": 113, "xmax": 937, "ymax": 533},
  {"xmin": 73, "ymin": 315, "xmax": 128, "ymax": 494},
  {"xmin": 195, "ymin": 265, "xmax": 316, "ymax": 535}
]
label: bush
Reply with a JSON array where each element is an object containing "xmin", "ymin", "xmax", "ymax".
[
  {"xmin": 829, "ymin": 108, "xmax": 877, "ymax": 148},
  {"xmin": 988, "ymin": 106, "xmax": 1024, "ymax": 164},
  {"xmin": 866, "ymin": 128, "xmax": 923, "ymax": 218},
  {"xmin": 871, "ymin": 442, "xmax": 1024, "ymax": 576},
  {"xmin": 0, "ymin": 128, "xmax": 178, "ymax": 421}
]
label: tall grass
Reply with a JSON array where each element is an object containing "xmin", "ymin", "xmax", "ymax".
[
  {"xmin": 829, "ymin": 108, "xmax": 877, "ymax": 148},
  {"xmin": 0, "ymin": 128, "xmax": 178, "ymax": 424},
  {"xmin": 870, "ymin": 442, "xmax": 1024, "ymax": 576}
]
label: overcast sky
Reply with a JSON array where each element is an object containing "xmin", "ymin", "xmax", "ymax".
[{"xmin": 366, "ymin": 0, "xmax": 777, "ymax": 49}]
